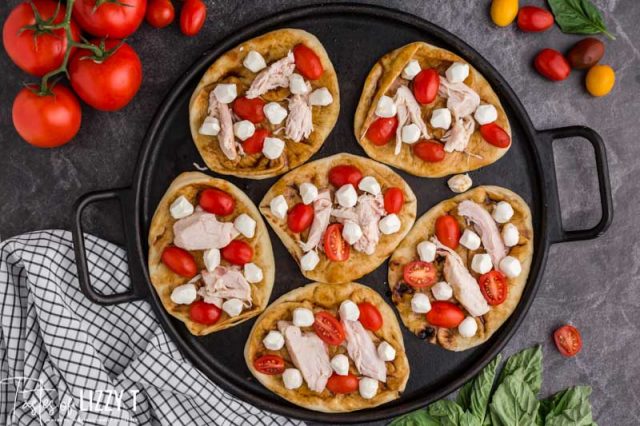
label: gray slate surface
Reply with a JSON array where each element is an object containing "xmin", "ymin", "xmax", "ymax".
[{"xmin": 0, "ymin": 0, "xmax": 638, "ymax": 424}]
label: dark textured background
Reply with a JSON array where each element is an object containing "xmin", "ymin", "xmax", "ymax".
[{"xmin": 1, "ymin": 0, "xmax": 638, "ymax": 424}]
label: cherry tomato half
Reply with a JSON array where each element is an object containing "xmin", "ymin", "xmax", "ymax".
[
  {"xmin": 435, "ymin": 215, "xmax": 461, "ymax": 249},
  {"xmin": 199, "ymin": 188, "xmax": 235, "ymax": 215},
  {"xmin": 313, "ymin": 311, "xmax": 345, "ymax": 346},
  {"xmin": 327, "ymin": 373, "xmax": 358, "ymax": 394},
  {"xmin": 357, "ymin": 302, "xmax": 383, "ymax": 331},
  {"xmin": 553, "ymin": 325, "xmax": 583, "ymax": 357},
  {"xmin": 180, "ymin": 0, "xmax": 206, "ymax": 36},
  {"xmin": 287, "ymin": 203, "xmax": 314, "ymax": 233},
  {"xmin": 480, "ymin": 123, "xmax": 511, "ymax": 148},
  {"xmin": 478, "ymin": 270, "xmax": 508, "ymax": 305},
  {"xmin": 189, "ymin": 300, "xmax": 221, "ymax": 325},
  {"xmin": 221, "ymin": 240, "xmax": 253, "ymax": 265},
  {"xmin": 534, "ymin": 48, "xmax": 571, "ymax": 81},
  {"xmin": 403, "ymin": 261, "xmax": 437, "ymax": 288},
  {"xmin": 73, "ymin": 0, "xmax": 146, "ymax": 38},
  {"xmin": 517, "ymin": 6, "xmax": 554, "ymax": 32},
  {"xmin": 426, "ymin": 301, "xmax": 465, "ymax": 328},
  {"xmin": 233, "ymin": 96, "xmax": 265, "ymax": 123},
  {"xmin": 328, "ymin": 165, "xmax": 363, "ymax": 187},
  {"xmin": 366, "ymin": 116, "xmax": 398, "ymax": 146},
  {"xmin": 413, "ymin": 69, "xmax": 440, "ymax": 104},
  {"xmin": 146, "ymin": 0, "xmax": 175, "ymax": 29},
  {"xmin": 242, "ymin": 128, "xmax": 268, "ymax": 154},
  {"xmin": 254, "ymin": 355, "xmax": 285, "ymax": 375},
  {"xmin": 324, "ymin": 224, "xmax": 350, "ymax": 262},
  {"xmin": 383, "ymin": 187, "xmax": 404, "ymax": 214},
  {"xmin": 293, "ymin": 43, "xmax": 324, "ymax": 80},
  {"xmin": 161, "ymin": 246, "xmax": 197, "ymax": 278},
  {"xmin": 414, "ymin": 140, "xmax": 445, "ymax": 162}
]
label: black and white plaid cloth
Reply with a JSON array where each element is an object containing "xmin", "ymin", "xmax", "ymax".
[{"xmin": 0, "ymin": 230, "xmax": 303, "ymax": 426}]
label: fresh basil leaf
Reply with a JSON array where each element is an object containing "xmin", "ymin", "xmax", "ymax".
[
  {"xmin": 547, "ymin": 0, "xmax": 615, "ymax": 39},
  {"xmin": 499, "ymin": 346, "xmax": 543, "ymax": 395},
  {"xmin": 389, "ymin": 409, "xmax": 440, "ymax": 426},
  {"xmin": 427, "ymin": 400, "xmax": 465, "ymax": 426},
  {"xmin": 457, "ymin": 355, "xmax": 502, "ymax": 422},
  {"xmin": 545, "ymin": 404, "xmax": 594, "ymax": 426},
  {"xmin": 539, "ymin": 386, "xmax": 594, "ymax": 425},
  {"xmin": 459, "ymin": 410, "xmax": 481, "ymax": 426},
  {"xmin": 489, "ymin": 368, "xmax": 540, "ymax": 426}
]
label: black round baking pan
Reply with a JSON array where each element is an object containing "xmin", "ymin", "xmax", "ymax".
[{"xmin": 71, "ymin": 3, "xmax": 612, "ymax": 423}]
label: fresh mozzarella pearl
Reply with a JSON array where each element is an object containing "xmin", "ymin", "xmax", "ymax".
[
  {"xmin": 213, "ymin": 83, "xmax": 237, "ymax": 104},
  {"xmin": 358, "ymin": 176, "xmax": 381, "ymax": 195},
  {"xmin": 243, "ymin": 50, "xmax": 267, "ymax": 73},
  {"xmin": 331, "ymin": 354, "xmax": 350, "ymax": 376},
  {"xmin": 262, "ymin": 137, "xmax": 285, "ymax": 159},
  {"xmin": 283, "ymin": 368, "xmax": 303, "ymax": 390},
  {"xmin": 492, "ymin": 201, "xmax": 514, "ymax": 223},
  {"xmin": 289, "ymin": 73, "xmax": 309, "ymax": 95},
  {"xmin": 299, "ymin": 182, "xmax": 319, "ymax": 205},
  {"xmin": 474, "ymin": 104, "xmax": 498, "ymax": 125},
  {"xmin": 411, "ymin": 293, "xmax": 431, "ymax": 314},
  {"xmin": 502, "ymin": 223, "xmax": 520, "ymax": 247},
  {"xmin": 471, "ymin": 253, "xmax": 493, "ymax": 274},
  {"xmin": 263, "ymin": 102, "xmax": 288, "ymax": 125},
  {"xmin": 170, "ymin": 283, "xmax": 197, "ymax": 305},
  {"xmin": 262, "ymin": 330, "xmax": 285, "ymax": 350},
  {"xmin": 234, "ymin": 213, "xmax": 256, "ymax": 238},
  {"xmin": 377, "ymin": 341, "xmax": 396, "ymax": 361},
  {"xmin": 430, "ymin": 108, "xmax": 452, "ymax": 129},
  {"xmin": 309, "ymin": 87, "xmax": 333, "ymax": 106},
  {"xmin": 199, "ymin": 116, "xmax": 221, "ymax": 136},
  {"xmin": 233, "ymin": 120, "xmax": 255, "ymax": 141},
  {"xmin": 460, "ymin": 229, "xmax": 481, "ymax": 250},
  {"xmin": 269, "ymin": 195, "xmax": 288, "ymax": 219},
  {"xmin": 342, "ymin": 221, "xmax": 363, "ymax": 245},
  {"xmin": 170, "ymin": 195, "xmax": 194, "ymax": 219},
  {"xmin": 447, "ymin": 174, "xmax": 472, "ymax": 193},
  {"xmin": 375, "ymin": 95, "xmax": 397, "ymax": 118},
  {"xmin": 359, "ymin": 377, "xmax": 378, "ymax": 399},
  {"xmin": 222, "ymin": 298, "xmax": 243, "ymax": 317},
  {"xmin": 379, "ymin": 214, "xmax": 401, "ymax": 235},
  {"xmin": 203, "ymin": 248, "xmax": 221, "ymax": 272},
  {"xmin": 499, "ymin": 256, "xmax": 522, "ymax": 278},
  {"xmin": 292, "ymin": 307, "xmax": 314, "ymax": 327},
  {"xmin": 339, "ymin": 300, "xmax": 360, "ymax": 321},
  {"xmin": 402, "ymin": 59, "xmax": 421, "ymax": 80},
  {"xmin": 431, "ymin": 281, "xmax": 453, "ymax": 300},
  {"xmin": 300, "ymin": 250, "xmax": 320, "ymax": 271},
  {"xmin": 417, "ymin": 241, "xmax": 436, "ymax": 262},
  {"xmin": 401, "ymin": 124, "xmax": 421, "ymax": 144},
  {"xmin": 446, "ymin": 62, "xmax": 470, "ymax": 83},
  {"xmin": 458, "ymin": 316, "xmax": 478, "ymax": 337},
  {"xmin": 244, "ymin": 262, "xmax": 263, "ymax": 283},
  {"xmin": 336, "ymin": 184, "xmax": 358, "ymax": 208}
]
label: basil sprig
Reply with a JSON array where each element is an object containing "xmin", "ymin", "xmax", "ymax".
[
  {"xmin": 390, "ymin": 346, "xmax": 597, "ymax": 426},
  {"xmin": 547, "ymin": 0, "xmax": 615, "ymax": 40}
]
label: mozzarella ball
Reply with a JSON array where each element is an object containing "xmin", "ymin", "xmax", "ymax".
[
  {"xmin": 499, "ymin": 256, "xmax": 522, "ymax": 278},
  {"xmin": 460, "ymin": 229, "xmax": 481, "ymax": 250},
  {"xmin": 375, "ymin": 95, "xmax": 397, "ymax": 118},
  {"xmin": 289, "ymin": 73, "xmax": 309, "ymax": 95},
  {"xmin": 342, "ymin": 221, "xmax": 363, "ymax": 245},
  {"xmin": 411, "ymin": 293, "xmax": 432, "ymax": 314},
  {"xmin": 447, "ymin": 174, "xmax": 472, "ymax": 194},
  {"xmin": 222, "ymin": 298, "xmax": 244, "ymax": 317},
  {"xmin": 492, "ymin": 201, "xmax": 514, "ymax": 223},
  {"xmin": 262, "ymin": 137, "xmax": 285, "ymax": 159},
  {"xmin": 339, "ymin": 300, "xmax": 360, "ymax": 322},
  {"xmin": 336, "ymin": 184, "xmax": 358, "ymax": 208},
  {"xmin": 309, "ymin": 87, "xmax": 333, "ymax": 106},
  {"xmin": 431, "ymin": 281, "xmax": 453, "ymax": 301},
  {"xmin": 458, "ymin": 316, "xmax": 478, "ymax": 337},
  {"xmin": 377, "ymin": 341, "xmax": 396, "ymax": 361},
  {"xmin": 203, "ymin": 248, "xmax": 221, "ymax": 272},
  {"xmin": 331, "ymin": 354, "xmax": 350, "ymax": 376},
  {"xmin": 502, "ymin": 223, "xmax": 520, "ymax": 247},
  {"xmin": 213, "ymin": 83, "xmax": 237, "ymax": 104},
  {"xmin": 262, "ymin": 330, "xmax": 285, "ymax": 350},
  {"xmin": 300, "ymin": 250, "xmax": 320, "ymax": 271},
  {"xmin": 292, "ymin": 307, "xmax": 315, "ymax": 327},
  {"xmin": 471, "ymin": 253, "xmax": 493, "ymax": 274},
  {"xmin": 474, "ymin": 104, "xmax": 498, "ymax": 125},
  {"xmin": 283, "ymin": 368, "xmax": 303, "ymax": 390},
  {"xmin": 401, "ymin": 124, "xmax": 421, "ymax": 144},
  {"xmin": 299, "ymin": 182, "xmax": 319, "ymax": 205},
  {"xmin": 379, "ymin": 214, "xmax": 401, "ymax": 235},
  {"xmin": 445, "ymin": 62, "xmax": 469, "ymax": 83},
  {"xmin": 358, "ymin": 176, "xmax": 381, "ymax": 195},
  {"xmin": 199, "ymin": 116, "xmax": 221, "ymax": 136},
  {"xmin": 233, "ymin": 120, "xmax": 255, "ymax": 141},
  {"xmin": 430, "ymin": 108, "xmax": 452, "ymax": 129},
  {"xmin": 234, "ymin": 213, "xmax": 256, "ymax": 238},
  {"xmin": 263, "ymin": 102, "xmax": 288, "ymax": 125},
  {"xmin": 170, "ymin": 283, "xmax": 197, "ymax": 305},
  {"xmin": 170, "ymin": 195, "xmax": 194, "ymax": 219},
  {"xmin": 417, "ymin": 240, "xmax": 437, "ymax": 262},
  {"xmin": 269, "ymin": 195, "xmax": 288, "ymax": 219},
  {"xmin": 243, "ymin": 50, "xmax": 267, "ymax": 73},
  {"xmin": 243, "ymin": 262, "xmax": 263, "ymax": 283},
  {"xmin": 402, "ymin": 59, "xmax": 421, "ymax": 80},
  {"xmin": 359, "ymin": 377, "xmax": 378, "ymax": 399}
]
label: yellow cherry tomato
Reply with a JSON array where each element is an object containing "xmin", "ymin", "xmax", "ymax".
[
  {"xmin": 585, "ymin": 65, "xmax": 615, "ymax": 97},
  {"xmin": 491, "ymin": 0, "xmax": 519, "ymax": 27}
]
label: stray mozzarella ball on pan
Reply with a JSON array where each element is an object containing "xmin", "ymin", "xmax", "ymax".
[
  {"xmin": 492, "ymin": 201, "xmax": 514, "ymax": 223},
  {"xmin": 447, "ymin": 174, "xmax": 472, "ymax": 193},
  {"xmin": 292, "ymin": 307, "xmax": 314, "ymax": 327},
  {"xmin": 262, "ymin": 330, "xmax": 285, "ymax": 350},
  {"xmin": 458, "ymin": 316, "xmax": 478, "ymax": 337},
  {"xmin": 375, "ymin": 95, "xmax": 397, "ymax": 118},
  {"xmin": 502, "ymin": 223, "xmax": 520, "ymax": 247},
  {"xmin": 170, "ymin": 195, "xmax": 194, "ymax": 219},
  {"xmin": 283, "ymin": 368, "xmax": 303, "ymax": 389},
  {"xmin": 243, "ymin": 50, "xmax": 267, "ymax": 73},
  {"xmin": 300, "ymin": 250, "xmax": 320, "ymax": 271},
  {"xmin": 170, "ymin": 283, "xmax": 197, "ymax": 305}
]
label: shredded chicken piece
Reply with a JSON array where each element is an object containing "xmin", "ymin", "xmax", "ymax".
[
  {"xmin": 442, "ymin": 115, "xmax": 475, "ymax": 153},
  {"xmin": 245, "ymin": 51, "xmax": 295, "ymax": 99},
  {"xmin": 332, "ymin": 194, "xmax": 385, "ymax": 255},
  {"xmin": 393, "ymin": 85, "xmax": 430, "ymax": 155},
  {"xmin": 438, "ymin": 79, "xmax": 480, "ymax": 118},
  {"xmin": 458, "ymin": 200, "xmax": 507, "ymax": 265},
  {"xmin": 198, "ymin": 266, "xmax": 252, "ymax": 307},
  {"xmin": 173, "ymin": 211, "xmax": 238, "ymax": 250},
  {"xmin": 300, "ymin": 190, "xmax": 332, "ymax": 252},
  {"xmin": 285, "ymin": 86, "xmax": 313, "ymax": 143},
  {"xmin": 207, "ymin": 91, "xmax": 237, "ymax": 160},
  {"xmin": 343, "ymin": 319, "xmax": 387, "ymax": 382}
]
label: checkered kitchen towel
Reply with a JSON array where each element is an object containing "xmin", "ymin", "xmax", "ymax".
[{"xmin": 0, "ymin": 230, "xmax": 302, "ymax": 426}]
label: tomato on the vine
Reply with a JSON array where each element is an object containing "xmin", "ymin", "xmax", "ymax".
[{"xmin": 73, "ymin": 0, "xmax": 146, "ymax": 38}]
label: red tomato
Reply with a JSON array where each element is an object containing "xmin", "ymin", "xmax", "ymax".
[
  {"xmin": 292, "ymin": 43, "xmax": 324, "ymax": 80},
  {"xmin": 179, "ymin": 0, "xmax": 206, "ymax": 36},
  {"xmin": 534, "ymin": 49, "xmax": 571, "ymax": 81},
  {"xmin": 413, "ymin": 140, "xmax": 445, "ymax": 162},
  {"xmin": 554, "ymin": 325, "xmax": 583, "ymax": 357},
  {"xmin": 221, "ymin": 240, "xmax": 253, "ymax": 265},
  {"xmin": 253, "ymin": 355, "xmax": 285, "ymax": 375},
  {"xmin": 383, "ymin": 187, "xmax": 404, "ymax": 214},
  {"xmin": 233, "ymin": 97, "xmax": 265, "ymax": 123},
  {"xmin": 426, "ymin": 301, "xmax": 465, "ymax": 328},
  {"xmin": 327, "ymin": 373, "xmax": 358, "ymax": 394},
  {"xmin": 161, "ymin": 246, "xmax": 197, "ymax": 277},
  {"xmin": 413, "ymin": 69, "xmax": 440, "ymax": 104},
  {"xmin": 435, "ymin": 215, "xmax": 461, "ymax": 249},
  {"xmin": 242, "ymin": 128, "xmax": 268, "ymax": 154},
  {"xmin": 517, "ymin": 6, "xmax": 554, "ymax": 32},
  {"xmin": 287, "ymin": 203, "xmax": 314, "ymax": 233},
  {"xmin": 146, "ymin": 0, "xmax": 175, "ymax": 29},
  {"xmin": 403, "ymin": 261, "xmax": 437, "ymax": 288},
  {"xmin": 324, "ymin": 224, "xmax": 350, "ymax": 262},
  {"xmin": 189, "ymin": 300, "xmax": 221, "ymax": 325},
  {"xmin": 366, "ymin": 116, "xmax": 398, "ymax": 146},
  {"xmin": 2, "ymin": 0, "xmax": 80, "ymax": 76},
  {"xmin": 328, "ymin": 165, "xmax": 363, "ymax": 187},
  {"xmin": 478, "ymin": 270, "xmax": 508, "ymax": 305},
  {"xmin": 313, "ymin": 312, "xmax": 345, "ymax": 346},
  {"xmin": 69, "ymin": 39, "xmax": 142, "ymax": 111},
  {"xmin": 357, "ymin": 302, "xmax": 383, "ymax": 331},
  {"xmin": 199, "ymin": 188, "xmax": 235, "ymax": 215},
  {"xmin": 73, "ymin": 0, "xmax": 146, "ymax": 38},
  {"xmin": 12, "ymin": 85, "xmax": 81, "ymax": 148},
  {"xmin": 480, "ymin": 123, "xmax": 511, "ymax": 148}
]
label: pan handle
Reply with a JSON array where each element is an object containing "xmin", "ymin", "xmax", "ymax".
[
  {"xmin": 537, "ymin": 125, "xmax": 613, "ymax": 244},
  {"xmin": 72, "ymin": 188, "xmax": 149, "ymax": 305}
]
